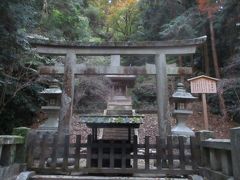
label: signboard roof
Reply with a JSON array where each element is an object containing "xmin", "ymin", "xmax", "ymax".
[{"xmin": 188, "ymin": 75, "xmax": 219, "ymax": 82}]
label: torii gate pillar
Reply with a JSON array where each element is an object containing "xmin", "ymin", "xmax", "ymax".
[
  {"xmin": 58, "ymin": 51, "xmax": 76, "ymax": 142},
  {"xmin": 155, "ymin": 54, "xmax": 170, "ymax": 138}
]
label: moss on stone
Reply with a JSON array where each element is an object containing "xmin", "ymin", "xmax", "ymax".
[{"xmin": 12, "ymin": 127, "xmax": 31, "ymax": 140}]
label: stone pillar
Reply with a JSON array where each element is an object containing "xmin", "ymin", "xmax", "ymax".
[
  {"xmin": 230, "ymin": 127, "xmax": 240, "ymax": 179},
  {"xmin": 155, "ymin": 54, "xmax": 170, "ymax": 138},
  {"xmin": 0, "ymin": 136, "xmax": 24, "ymax": 166},
  {"xmin": 110, "ymin": 55, "xmax": 120, "ymax": 66},
  {"xmin": 1, "ymin": 143, "xmax": 16, "ymax": 165},
  {"xmin": 195, "ymin": 130, "xmax": 214, "ymax": 166},
  {"xmin": 58, "ymin": 51, "xmax": 76, "ymax": 142},
  {"xmin": 12, "ymin": 127, "xmax": 31, "ymax": 163}
]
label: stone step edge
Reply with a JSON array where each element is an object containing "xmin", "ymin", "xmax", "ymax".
[{"xmin": 30, "ymin": 175, "xmax": 189, "ymax": 180}]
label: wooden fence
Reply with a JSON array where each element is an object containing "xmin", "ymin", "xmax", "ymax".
[{"xmin": 26, "ymin": 132, "xmax": 198, "ymax": 177}]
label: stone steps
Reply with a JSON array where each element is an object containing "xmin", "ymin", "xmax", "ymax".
[
  {"xmin": 110, "ymin": 96, "xmax": 131, "ymax": 101},
  {"xmin": 108, "ymin": 100, "xmax": 132, "ymax": 105},
  {"xmin": 108, "ymin": 101, "xmax": 132, "ymax": 105},
  {"xmin": 102, "ymin": 94, "xmax": 135, "ymax": 140},
  {"xmin": 30, "ymin": 175, "xmax": 189, "ymax": 180},
  {"xmin": 107, "ymin": 105, "xmax": 132, "ymax": 110}
]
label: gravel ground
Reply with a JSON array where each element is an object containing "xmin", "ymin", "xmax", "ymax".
[
  {"xmin": 70, "ymin": 101, "xmax": 239, "ymax": 143},
  {"xmin": 70, "ymin": 115, "xmax": 92, "ymax": 143},
  {"xmin": 138, "ymin": 114, "xmax": 159, "ymax": 144},
  {"xmin": 70, "ymin": 114, "xmax": 160, "ymax": 143},
  {"xmin": 33, "ymin": 102, "xmax": 238, "ymax": 143}
]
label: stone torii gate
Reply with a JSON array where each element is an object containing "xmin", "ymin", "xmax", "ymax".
[{"xmin": 30, "ymin": 36, "xmax": 206, "ymax": 142}]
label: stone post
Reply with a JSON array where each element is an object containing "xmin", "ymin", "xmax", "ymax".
[
  {"xmin": 155, "ymin": 54, "xmax": 170, "ymax": 138},
  {"xmin": 230, "ymin": 127, "xmax": 240, "ymax": 179},
  {"xmin": 12, "ymin": 127, "xmax": 31, "ymax": 163},
  {"xmin": 0, "ymin": 136, "xmax": 24, "ymax": 166},
  {"xmin": 195, "ymin": 130, "xmax": 214, "ymax": 167},
  {"xmin": 58, "ymin": 51, "xmax": 76, "ymax": 142}
]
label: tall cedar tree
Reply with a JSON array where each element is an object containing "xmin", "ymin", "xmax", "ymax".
[{"xmin": 197, "ymin": 0, "xmax": 227, "ymax": 118}]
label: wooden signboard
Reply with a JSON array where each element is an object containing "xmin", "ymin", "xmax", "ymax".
[
  {"xmin": 190, "ymin": 78, "xmax": 217, "ymax": 94},
  {"xmin": 188, "ymin": 75, "xmax": 219, "ymax": 130}
]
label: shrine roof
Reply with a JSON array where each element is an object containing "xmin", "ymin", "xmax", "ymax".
[
  {"xmin": 79, "ymin": 115, "xmax": 144, "ymax": 128},
  {"xmin": 40, "ymin": 88, "xmax": 62, "ymax": 94}
]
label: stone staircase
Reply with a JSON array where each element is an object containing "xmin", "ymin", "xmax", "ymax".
[
  {"xmin": 102, "ymin": 127, "xmax": 134, "ymax": 140},
  {"xmin": 102, "ymin": 95, "xmax": 136, "ymax": 141},
  {"xmin": 29, "ymin": 175, "xmax": 190, "ymax": 180}
]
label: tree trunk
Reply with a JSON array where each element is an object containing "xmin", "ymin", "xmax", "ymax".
[
  {"xmin": 42, "ymin": 0, "xmax": 48, "ymax": 19},
  {"xmin": 178, "ymin": 56, "xmax": 184, "ymax": 82},
  {"xmin": 208, "ymin": 11, "xmax": 227, "ymax": 119},
  {"xmin": 203, "ymin": 42, "xmax": 210, "ymax": 75},
  {"xmin": 209, "ymin": 15, "xmax": 220, "ymax": 78}
]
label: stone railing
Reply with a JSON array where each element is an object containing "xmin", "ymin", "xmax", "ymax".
[
  {"xmin": 0, "ymin": 127, "xmax": 30, "ymax": 180},
  {"xmin": 196, "ymin": 127, "xmax": 240, "ymax": 180},
  {"xmin": 1, "ymin": 126, "xmax": 240, "ymax": 180}
]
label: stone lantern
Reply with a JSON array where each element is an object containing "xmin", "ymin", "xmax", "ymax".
[
  {"xmin": 171, "ymin": 83, "xmax": 197, "ymax": 136},
  {"xmin": 39, "ymin": 79, "xmax": 62, "ymax": 131}
]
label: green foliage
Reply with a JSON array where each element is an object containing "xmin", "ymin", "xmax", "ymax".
[
  {"xmin": 159, "ymin": 7, "xmax": 206, "ymax": 39},
  {"xmin": 0, "ymin": 0, "xmax": 44, "ymax": 134},
  {"xmin": 41, "ymin": 1, "xmax": 90, "ymax": 41},
  {"xmin": 213, "ymin": 1, "xmax": 240, "ymax": 121},
  {"xmin": 220, "ymin": 53, "xmax": 240, "ymax": 122},
  {"xmin": 135, "ymin": 0, "xmax": 186, "ymax": 40},
  {"xmin": 132, "ymin": 76, "xmax": 157, "ymax": 109},
  {"xmin": 133, "ymin": 83, "xmax": 156, "ymax": 101},
  {"xmin": 84, "ymin": 5, "xmax": 106, "ymax": 34},
  {"xmin": 77, "ymin": 56, "xmax": 110, "ymax": 66},
  {"xmin": 12, "ymin": 127, "xmax": 30, "ymax": 139},
  {"xmin": 214, "ymin": 0, "xmax": 240, "ymax": 64},
  {"xmin": 74, "ymin": 76, "xmax": 111, "ymax": 113},
  {"xmin": 85, "ymin": 0, "xmax": 140, "ymax": 41},
  {"xmin": 121, "ymin": 55, "xmax": 154, "ymax": 66},
  {"xmin": 208, "ymin": 80, "xmax": 240, "ymax": 123},
  {"xmin": 84, "ymin": 1, "xmax": 113, "ymax": 41},
  {"xmin": 207, "ymin": 94, "xmax": 221, "ymax": 114},
  {"xmin": 0, "ymin": 83, "xmax": 44, "ymax": 134},
  {"xmin": 108, "ymin": 0, "xmax": 139, "ymax": 41}
]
